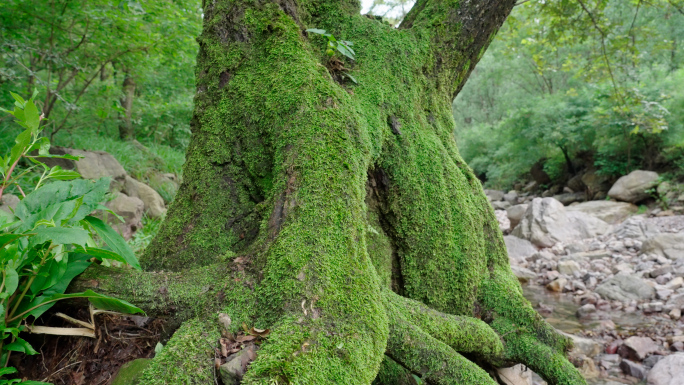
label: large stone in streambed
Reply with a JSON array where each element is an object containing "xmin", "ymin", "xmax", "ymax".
[
  {"xmin": 504, "ymin": 235, "xmax": 537, "ymax": 262},
  {"xmin": 512, "ymin": 198, "xmax": 610, "ymax": 248},
  {"xmin": 608, "ymin": 170, "xmax": 659, "ymax": 203},
  {"xmin": 112, "ymin": 358, "xmax": 152, "ymax": 385},
  {"xmin": 641, "ymin": 233, "xmax": 684, "ymax": 260},
  {"xmin": 595, "ymin": 275, "xmax": 655, "ymax": 302},
  {"xmin": 566, "ymin": 200, "xmax": 638, "ymax": 224},
  {"xmin": 647, "ymin": 353, "xmax": 684, "ymax": 385},
  {"xmin": 497, "ymin": 364, "xmax": 532, "ymax": 385}
]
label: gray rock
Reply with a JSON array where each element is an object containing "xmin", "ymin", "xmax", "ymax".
[
  {"xmin": 511, "ymin": 266, "xmax": 537, "ymax": 283},
  {"xmin": 40, "ymin": 146, "xmax": 127, "ymax": 183},
  {"xmin": 506, "ymin": 204, "xmax": 529, "ymax": 229},
  {"xmin": 620, "ymin": 359, "xmax": 647, "ymax": 379},
  {"xmin": 576, "ymin": 303, "xmax": 596, "ymax": 319},
  {"xmin": 553, "ymin": 192, "xmax": 587, "ymax": 205},
  {"xmin": 650, "ymin": 265, "xmax": 674, "ymax": 278},
  {"xmin": 608, "ymin": 170, "xmax": 659, "ymax": 203},
  {"xmin": 620, "ymin": 336, "xmax": 659, "ymax": 361},
  {"xmin": 512, "ymin": 198, "xmax": 610, "ymax": 248},
  {"xmin": 504, "ymin": 236, "xmax": 537, "ymax": 262},
  {"xmin": 647, "ymin": 353, "xmax": 684, "ymax": 385},
  {"xmin": 642, "ymin": 234, "xmax": 684, "ymax": 260},
  {"xmin": 504, "ymin": 191, "xmax": 519, "ymax": 205},
  {"xmin": 492, "ymin": 200, "xmax": 512, "ymax": 210},
  {"xmin": 105, "ymin": 193, "xmax": 144, "ymax": 240},
  {"xmin": 596, "ymin": 275, "xmax": 655, "ymax": 302},
  {"xmin": 566, "ymin": 200, "xmax": 638, "ymax": 224},
  {"xmin": 220, "ymin": 345, "xmax": 258, "ymax": 385},
  {"xmin": 612, "ymin": 217, "xmax": 659, "ymax": 241},
  {"xmin": 562, "ymin": 332, "xmax": 601, "ymax": 358},
  {"xmin": 643, "ymin": 355, "xmax": 665, "ymax": 369},
  {"xmin": 485, "ymin": 189, "xmax": 505, "ymax": 202},
  {"xmin": 558, "ymin": 260, "xmax": 581, "ymax": 275},
  {"xmin": 667, "ymin": 293, "xmax": 684, "ymax": 310},
  {"xmin": 547, "ymin": 277, "xmax": 567, "ymax": 292},
  {"xmin": 124, "ymin": 176, "xmax": 167, "ymax": 218},
  {"xmin": 0, "ymin": 194, "xmax": 19, "ymax": 222},
  {"xmin": 582, "ymin": 171, "xmax": 611, "ymax": 196}
]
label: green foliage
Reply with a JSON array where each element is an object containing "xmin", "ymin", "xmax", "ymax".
[
  {"xmin": 306, "ymin": 29, "xmax": 356, "ymax": 61},
  {"xmin": 0, "ymin": 95, "xmax": 143, "ymax": 383},
  {"xmin": 454, "ymin": 0, "xmax": 684, "ymax": 188}
]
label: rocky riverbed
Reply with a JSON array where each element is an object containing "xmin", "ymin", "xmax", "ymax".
[{"xmin": 491, "ymin": 180, "xmax": 684, "ymax": 384}]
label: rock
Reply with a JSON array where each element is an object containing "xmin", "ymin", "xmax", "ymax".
[
  {"xmin": 667, "ymin": 293, "xmax": 684, "ymax": 310},
  {"xmin": 506, "ymin": 204, "xmax": 529, "ymax": 229},
  {"xmin": 665, "ymin": 277, "xmax": 683, "ymax": 290},
  {"xmin": 562, "ymin": 332, "xmax": 601, "ymax": 357},
  {"xmin": 523, "ymin": 181, "xmax": 538, "ymax": 192},
  {"xmin": 612, "ymin": 217, "xmax": 660, "ymax": 241},
  {"xmin": 497, "ymin": 364, "xmax": 532, "ymax": 385},
  {"xmin": 112, "ymin": 358, "xmax": 152, "ymax": 385},
  {"xmin": 650, "ymin": 265, "xmax": 674, "ymax": 278},
  {"xmin": 558, "ymin": 260, "xmax": 581, "ymax": 275},
  {"xmin": 670, "ymin": 308, "xmax": 681, "ymax": 320},
  {"xmin": 607, "ymin": 170, "xmax": 659, "ymax": 203},
  {"xmin": 647, "ymin": 353, "xmax": 684, "ymax": 385},
  {"xmin": 568, "ymin": 250, "xmax": 611, "ymax": 260},
  {"xmin": 148, "ymin": 172, "xmax": 180, "ymax": 203},
  {"xmin": 566, "ymin": 201, "xmax": 638, "ymax": 224},
  {"xmin": 220, "ymin": 345, "xmax": 258, "ymax": 385},
  {"xmin": 643, "ymin": 355, "xmax": 665, "ymax": 369},
  {"xmin": 582, "ymin": 170, "xmax": 611, "ymax": 196},
  {"xmin": 619, "ymin": 336, "xmax": 659, "ymax": 361},
  {"xmin": 485, "ymin": 189, "xmax": 505, "ymax": 201},
  {"xmin": 40, "ymin": 146, "xmax": 127, "ymax": 185},
  {"xmin": 577, "ymin": 354, "xmax": 600, "ymax": 379},
  {"xmin": 511, "ymin": 266, "xmax": 537, "ymax": 283},
  {"xmin": 547, "ymin": 277, "xmax": 567, "ymax": 292},
  {"xmin": 641, "ymin": 234, "xmax": 684, "ymax": 260},
  {"xmin": 105, "ymin": 193, "xmax": 144, "ymax": 240},
  {"xmin": 530, "ymin": 161, "xmax": 551, "ymax": 185},
  {"xmin": 504, "ymin": 236, "xmax": 537, "ymax": 262},
  {"xmin": 576, "ymin": 303, "xmax": 596, "ymax": 319},
  {"xmin": 492, "ymin": 200, "xmax": 512, "ymax": 210},
  {"xmin": 619, "ymin": 359, "xmax": 647, "ymax": 379},
  {"xmin": 596, "ymin": 275, "xmax": 655, "ymax": 302},
  {"xmin": 567, "ymin": 174, "xmax": 585, "ymax": 193},
  {"xmin": 0, "ymin": 194, "xmax": 19, "ymax": 221},
  {"xmin": 124, "ymin": 176, "xmax": 166, "ymax": 218},
  {"xmin": 553, "ymin": 192, "xmax": 586, "ymax": 205},
  {"xmin": 512, "ymin": 198, "xmax": 610, "ymax": 248},
  {"xmin": 504, "ymin": 191, "xmax": 519, "ymax": 205}
]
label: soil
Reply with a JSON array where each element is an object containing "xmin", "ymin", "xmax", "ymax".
[{"xmin": 14, "ymin": 307, "xmax": 165, "ymax": 385}]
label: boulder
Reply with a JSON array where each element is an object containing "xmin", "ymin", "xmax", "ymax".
[
  {"xmin": 506, "ymin": 204, "xmax": 528, "ymax": 229},
  {"xmin": 105, "ymin": 193, "xmax": 144, "ymax": 240},
  {"xmin": 124, "ymin": 176, "xmax": 167, "ymax": 218},
  {"xmin": 497, "ymin": 364, "xmax": 532, "ymax": 385},
  {"xmin": 596, "ymin": 275, "xmax": 655, "ymax": 302},
  {"xmin": 620, "ymin": 359, "xmax": 647, "ymax": 379},
  {"xmin": 485, "ymin": 189, "xmax": 505, "ymax": 202},
  {"xmin": 492, "ymin": 200, "xmax": 512, "ymax": 210},
  {"xmin": 611, "ymin": 217, "xmax": 659, "ymax": 241},
  {"xmin": 641, "ymin": 234, "xmax": 684, "ymax": 260},
  {"xmin": 582, "ymin": 170, "xmax": 611, "ymax": 196},
  {"xmin": 567, "ymin": 174, "xmax": 586, "ymax": 193},
  {"xmin": 553, "ymin": 192, "xmax": 587, "ymax": 205},
  {"xmin": 504, "ymin": 190, "xmax": 519, "ymax": 205},
  {"xmin": 530, "ymin": 161, "xmax": 551, "ymax": 185},
  {"xmin": 40, "ymin": 146, "xmax": 127, "ymax": 187},
  {"xmin": 566, "ymin": 201, "xmax": 638, "ymax": 224},
  {"xmin": 619, "ymin": 336, "xmax": 659, "ymax": 361},
  {"xmin": 647, "ymin": 353, "xmax": 684, "ymax": 385},
  {"xmin": 562, "ymin": 332, "xmax": 601, "ymax": 358},
  {"xmin": 512, "ymin": 198, "xmax": 610, "ymax": 248},
  {"xmin": 0, "ymin": 194, "xmax": 19, "ymax": 221},
  {"xmin": 558, "ymin": 260, "xmax": 581, "ymax": 276},
  {"xmin": 608, "ymin": 170, "xmax": 659, "ymax": 203},
  {"xmin": 511, "ymin": 266, "xmax": 537, "ymax": 283},
  {"xmin": 504, "ymin": 235, "xmax": 537, "ymax": 262}
]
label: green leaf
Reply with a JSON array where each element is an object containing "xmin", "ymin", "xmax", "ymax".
[
  {"xmin": 4, "ymin": 268, "xmax": 18, "ymax": 295},
  {"xmin": 342, "ymin": 72, "xmax": 358, "ymax": 84},
  {"xmin": 29, "ymin": 227, "xmax": 90, "ymax": 249},
  {"xmin": 83, "ymin": 216, "xmax": 140, "ymax": 270},
  {"xmin": 306, "ymin": 28, "xmax": 327, "ymax": 34},
  {"xmin": 336, "ymin": 44, "xmax": 355, "ymax": 61},
  {"xmin": 0, "ymin": 234, "xmax": 28, "ymax": 249},
  {"xmin": 47, "ymin": 166, "xmax": 81, "ymax": 181},
  {"xmin": 82, "ymin": 247, "xmax": 129, "ymax": 265},
  {"xmin": 0, "ymin": 367, "xmax": 17, "ymax": 376},
  {"xmin": 9, "ymin": 129, "xmax": 31, "ymax": 167},
  {"xmin": 22, "ymin": 100, "xmax": 41, "ymax": 132},
  {"xmin": 42, "ymin": 290, "xmax": 144, "ymax": 315},
  {"xmin": 9, "ymin": 92, "xmax": 25, "ymax": 107},
  {"xmin": 4, "ymin": 337, "xmax": 38, "ymax": 355}
]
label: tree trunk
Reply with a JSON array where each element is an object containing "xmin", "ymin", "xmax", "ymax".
[
  {"xmin": 79, "ymin": 0, "xmax": 587, "ymax": 383},
  {"xmin": 118, "ymin": 74, "xmax": 136, "ymax": 140}
]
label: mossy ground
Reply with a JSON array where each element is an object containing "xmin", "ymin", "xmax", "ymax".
[{"xmin": 127, "ymin": 0, "xmax": 588, "ymax": 383}]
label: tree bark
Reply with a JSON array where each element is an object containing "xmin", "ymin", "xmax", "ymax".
[
  {"xmin": 118, "ymin": 74, "xmax": 136, "ymax": 140},
  {"xmin": 80, "ymin": 0, "xmax": 587, "ymax": 383}
]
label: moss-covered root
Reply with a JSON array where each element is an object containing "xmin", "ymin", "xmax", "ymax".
[
  {"xmin": 384, "ymin": 307, "xmax": 498, "ymax": 385},
  {"xmin": 505, "ymin": 333, "xmax": 587, "ymax": 385},
  {"xmin": 138, "ymin": 318, "xmax": 221, "ymax": 384}
]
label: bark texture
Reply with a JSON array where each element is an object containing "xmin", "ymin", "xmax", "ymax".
[{"xmin": 89, "ymin": 0, "xmax": 588, "ymax": 383}]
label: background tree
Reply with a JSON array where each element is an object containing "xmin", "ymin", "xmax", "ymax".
[{"xmin": 72, "ymin": 0, "xmax": 587, "ymax": 384}]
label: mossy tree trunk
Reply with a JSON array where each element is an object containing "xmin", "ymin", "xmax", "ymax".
[{"xmin": 78, "ymin": 0, "xmax": 587, "ymax": 383}]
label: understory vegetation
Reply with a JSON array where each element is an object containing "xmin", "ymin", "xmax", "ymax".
[{"xmin": 453, "ymin": 0, "xmax": 684, "ymax": 189}]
